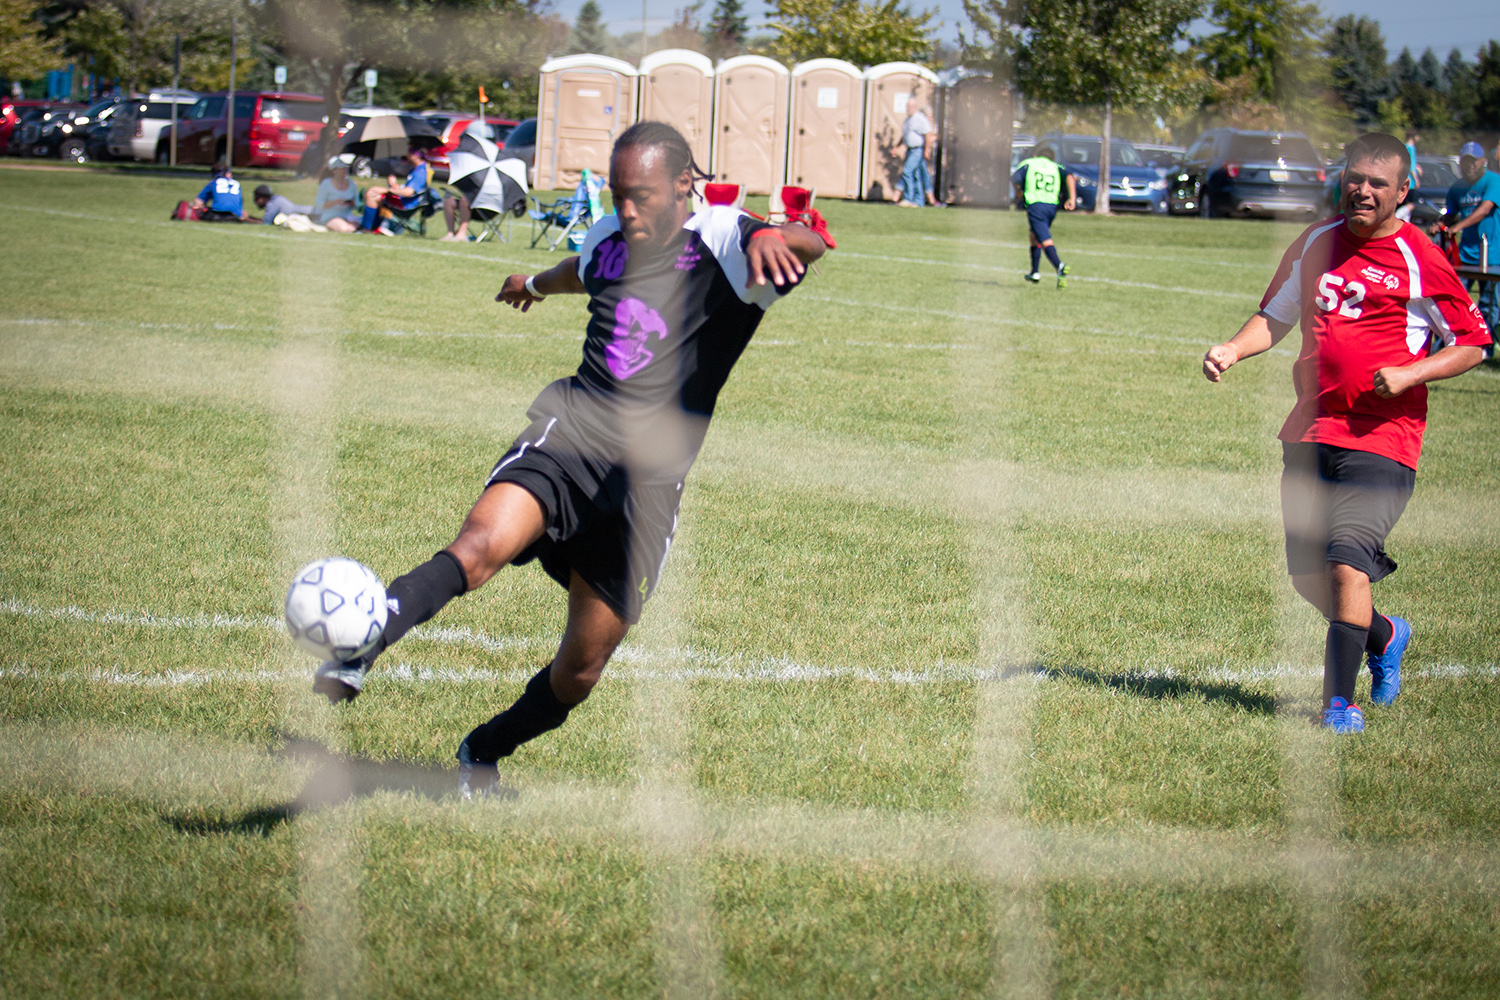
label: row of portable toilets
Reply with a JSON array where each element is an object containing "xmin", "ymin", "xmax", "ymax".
[{"xmin": 535, "ymin": 52, "xmax": 1015, "ymax": 207}]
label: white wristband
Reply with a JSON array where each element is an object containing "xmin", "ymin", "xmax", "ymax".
[{"xmin": 524, "ymin": 275, "xmax": 546, "ymax": 300}]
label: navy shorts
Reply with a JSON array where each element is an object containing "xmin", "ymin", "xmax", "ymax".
[
  {"xmin": 1280, "ymin": 442, "xmax": 1415, "ymax": 582},
  {"xmin": 1026, "ymin": 203, "xmax": 1058, "ymax": 243},
  {"xmin": 486, "ymin": 412, "xmax": 682, "ymax": 624}
]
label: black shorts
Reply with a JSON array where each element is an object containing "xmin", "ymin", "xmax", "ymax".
[
  {"xmin": 485, "ymin": 411, "xmax": 682, "ymax": 624},
  {"xmin": 1026, "ymin": 203, "xmax": 1058, "ymax": 243},
  {"xmin": 1280, "ymin": 442, "xmax": 1415, "ymax": 582}
]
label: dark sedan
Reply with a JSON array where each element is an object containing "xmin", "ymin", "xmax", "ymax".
[{"xmin": 1169, "ymin": 129, "xmax": 1325, "ymax": 218}]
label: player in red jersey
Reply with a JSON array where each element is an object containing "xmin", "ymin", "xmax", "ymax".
[{"xmin": 1202, "ymin": 132, "xmax": 1491, "ymax": 732}]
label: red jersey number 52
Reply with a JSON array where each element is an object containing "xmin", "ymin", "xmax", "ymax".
[{"xmin": 1316, "ymin": 273, "xmax": 1366, "ymax": 319}]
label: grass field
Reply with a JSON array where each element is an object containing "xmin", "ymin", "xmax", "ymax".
[{"xmin": 3, "ymin": 165, "xmax": 1499, "ymax": 999}]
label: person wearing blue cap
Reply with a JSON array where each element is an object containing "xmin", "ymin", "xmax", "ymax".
[{"xmin": 1446, "ymin": 141, "xmax": 1500, "ymax": 337}]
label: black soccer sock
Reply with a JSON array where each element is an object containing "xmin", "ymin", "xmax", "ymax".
[
  {"xmin": 1044, "ymin": 245, "xmax": 1062, "ymax": 270},
  {"xmin": 1029, "ymin": 246, "xmax": 1041, "ymax": 273},
  {"xmin": 360, "ymin": 550, "xmax": 468, "ymax": 664},
  {"xmin": 1323, "ymin": 620, "xmax": 1369, "ymax": 706},
  {"xmin": 461, "ymin": 663, "xmax": 573, "ymax": 762},
  {"xmin": 1365, "ymin": 611, "xmax": 1394, "ymax": 655}
]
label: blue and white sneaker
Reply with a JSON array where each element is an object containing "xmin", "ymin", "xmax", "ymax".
[
  {"xmin": 456, "ymin": 738, "xmax": 499, "ymax": 800},
  {"xmin": 1321, "ymin": 697, "xmax": 1365, "ymax": 733},
  {"xmin": 312, "ymin": 659, "xmax": 366, "ymax": 704},
  {"xmin": 1367, "ymin": 615, "xmax": 1410, "ymax": 706}
]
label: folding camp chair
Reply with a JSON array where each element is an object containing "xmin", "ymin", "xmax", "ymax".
[
  {"xmin": 696, "ymin": 182, "xmax": 747, "ymax": 212},
  {"xmin": 381, "ymin": 187, "xmax": 440, "ymax": 237},
  {"xmin": 471, "ymin": 203, "xmax": 522, "ymax": 244},
  {"xmin": 529, "ymin": 170, "xmax": 604, "ymax": 251}
]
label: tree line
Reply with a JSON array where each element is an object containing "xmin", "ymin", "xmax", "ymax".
[{"xmin": 2, "ymin": 0, "xmax": 1495, "ymax": 151}]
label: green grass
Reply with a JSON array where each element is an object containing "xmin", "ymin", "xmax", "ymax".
[{"xmin": 3, "ymin": 166, "xmax": 1500, "ymax": 998}]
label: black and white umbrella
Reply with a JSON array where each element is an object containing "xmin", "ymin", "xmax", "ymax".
[
  {"xmin": 341, "ymin": 114, "xmax": 443, "ymax": 159},
  {"xmin": 447, "ymin": 130, "xmax": 528, "ymax": 216}
]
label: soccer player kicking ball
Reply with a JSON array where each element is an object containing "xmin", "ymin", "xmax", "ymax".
[
  {"xmin": 1203, "ymin": 132, "xmax": 1491, "ymax": 733},
  {"xmin": 313, "ymin": 122, "xmax": 831, "ymax": 774},
  {"xmin": 1012, "ymin": 144, "xmax": 1077, "ymax": 288}
]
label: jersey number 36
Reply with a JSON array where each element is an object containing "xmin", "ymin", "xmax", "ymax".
[{"xmin": 1316, "ymin": 273, "xmax": 1366, "ymax": 319}]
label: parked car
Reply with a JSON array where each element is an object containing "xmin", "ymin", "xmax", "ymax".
[
  {"xmin": 105, "ymin": 89, "xmax": 198, "ymax": 161},
  {"xmin": 163, "ymin": 91, "xmax": 328, "ymax": 168},
  {"xmin": 423, "ymin": 114, "xmax": 519, "ymax": 179},
  {"xmin": 1029, "ymin": 132, "xmax": 1170, "ymax": 213},
  {"xmin": 22, "ymin": 98, "xmax": 119, "ymax": 162},
  {"xmin": 1168, "ymin": 129, "xmax": 1325, "ymax": 218},
  {"xmin": 1322, "ymin": 154, "xmax": 1460, "ymax": 216},
  {"xmin": 499, "ymin": 117, "xmax": 537, "ymax": 184},
  {"xmin": 6, "ymin": 104, "xmax": 86, "ymax": 157},
  {"xmin": 1, "ymin": 98, "xmax": 65, "ymax": 152},
  {"xmin": 1132, "ymin": 142, "xmax": 1186, "ymax": 175}
]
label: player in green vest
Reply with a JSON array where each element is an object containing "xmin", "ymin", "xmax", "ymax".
[{"xmin": 1011, "ymin": 146, "xmax": 1078, "ymax": 287}]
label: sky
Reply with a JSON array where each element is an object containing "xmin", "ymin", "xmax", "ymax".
[{"xmin": 552, "ymin": 0, "xmax": 1500, "ymax": 64}]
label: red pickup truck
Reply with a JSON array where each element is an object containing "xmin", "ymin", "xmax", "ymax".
[{"xmin": 162, "ymin": 91, "xmax": 329, "ymax": 168}]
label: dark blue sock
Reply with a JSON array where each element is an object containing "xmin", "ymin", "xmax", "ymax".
[
  {"xmin": 360, "ymin": 205, "xmax": 378, "ymax": 230},
  {"xmin": 1044, "ymin": 245, "xmax": 1062, "ymax": 270},
  {"xmin": 1029, "ymin": 246, "xmax": 1041, "ymax": 272}
]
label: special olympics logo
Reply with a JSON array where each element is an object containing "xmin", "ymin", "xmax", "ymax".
[{"xmin": 606, "ymin": 298, "xmax": 670, "ymax": 379}]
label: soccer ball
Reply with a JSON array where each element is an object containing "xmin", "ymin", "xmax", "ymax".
[{"xmin": 284, "ymin": 557, "xmax": 388, "ymax": 661}]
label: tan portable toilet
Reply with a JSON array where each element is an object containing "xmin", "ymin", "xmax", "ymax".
[
  {"xmin": 711, "ymin": 55, "xmax": 789, "ymax": 195},
  {"xmin": 860, "ymin": 62, "xmax": 940, "ymax": 202},
  {"xmin": 787, "ymin": 58, "xmax": 864, "ymax": 199},
  {"xmin": 638, "ymin": 49, "xmax": 715, "ymax": 172},
  {"xmin": 535, "ymin": 54, "xmax": 638, "ymax": 191},
  {"xmin": 937, "ymin": 69, "xmax": 1011, "ymax": 207}
]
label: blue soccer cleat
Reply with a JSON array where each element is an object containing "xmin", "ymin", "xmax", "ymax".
[
  {"xmin": 1367, "ymin": 615, "xmax": 1409, "ymax": 706},
  {"xmin": 1321, "ymin": 697, "xmax": 1365, "ymax": 733}
]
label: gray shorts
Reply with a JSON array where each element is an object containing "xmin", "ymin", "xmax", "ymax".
[{"xmin": 1280, "ymin": 442, "xmax": 1415, "ymax": 582}]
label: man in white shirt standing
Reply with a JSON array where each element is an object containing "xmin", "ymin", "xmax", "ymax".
[{"xmin": 898, "ymin": 97, "xmax": 936, "ymax": 207}]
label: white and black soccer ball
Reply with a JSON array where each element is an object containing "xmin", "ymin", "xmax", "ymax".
[{"xmin": 284, "ymin": 557, "xmax": 388, "ymax": 662}]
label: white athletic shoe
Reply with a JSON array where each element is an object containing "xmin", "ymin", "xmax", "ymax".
[
  {"xmin": 1024, "ymin": 271, "xmax": 1041, "ymax": 284},
  {"xmin": 456, "ymin": 738, "xmax": 500, "ymax": 800},
  {"xmin": 312, "ymin": 659, "xmax": 366, "ymax": 704}
]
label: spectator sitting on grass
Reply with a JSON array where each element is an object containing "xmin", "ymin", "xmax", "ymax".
[
  {"xmin": 191, "ymin": 161, "xmax": 248, "ymax": 222},
  {"xmin": 358, "ymin": 145, "xmax": 430, "ymax": 235},
  {"xmin": 254, "ymin": 184, "xmax": 314, "ymax": 225},
  {"xmin": 315, "ymin": 154, "xmax": 361, "ymax": 233}
]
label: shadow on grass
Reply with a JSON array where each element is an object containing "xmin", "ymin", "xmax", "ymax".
[
  {"xmin": 164, "ymin": 739, "xmax": 516, "ymax": 836},
  {"xmin": 1042, "ymin": 664, "xmax": 1276, "ymax": 715}
]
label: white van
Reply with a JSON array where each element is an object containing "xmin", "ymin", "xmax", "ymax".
[{"xmin": 107, "ymin": 90, "xmax": 198, "ymax": 161}]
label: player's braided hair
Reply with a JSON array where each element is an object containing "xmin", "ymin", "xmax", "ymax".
[{"xmin": 613, "ymin": 120, "xmax": 712, "ymax": 197}]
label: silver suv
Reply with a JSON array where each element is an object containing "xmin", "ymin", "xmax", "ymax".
[{"xmin": 107, "ymin": 89, "xmax": 198, "ymax": 161}]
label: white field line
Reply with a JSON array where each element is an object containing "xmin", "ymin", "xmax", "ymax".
[
  {"xmin": 913, "ymin": 234, "xmax": 1272, "ymax": 269},
  {"xmin": 836, "ymin": 249, "xmax": 1257, "ymax": 298},
  {"xmin": 5, "ymin": 598, "xmax": 1499, "ymax": 686}
]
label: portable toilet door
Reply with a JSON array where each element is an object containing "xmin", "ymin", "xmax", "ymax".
[
  {"xmin": 861, "ymin": 62, "xmax": 940, "ymax": 202},
  {"xmin": 535, "ymin": 54, "xmax": 638, "ymax": 191},
  {"xmin": 638, "ymin": 49, "xmax": 715, "ymax": 173},
  {"xmin": 788, "ymin": 59, "xmax": 863, "ymax": 199},
  {"xmin": 711, "ymin": 55, "xmax": 789, "ymax": 196},
  {"xmin": 937, "ymin": 70, "xmax": 1011, "ymax": 207}
]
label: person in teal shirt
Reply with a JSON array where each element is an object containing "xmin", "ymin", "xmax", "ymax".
[{"xmin": 1446, "ymin": 141, "xmax": 1499, "ymax": 335}]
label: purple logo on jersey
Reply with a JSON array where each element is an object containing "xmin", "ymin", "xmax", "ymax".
[
  {"xmin": 607, "ymin": 298, "xmax": 669, "ymax": 379},
  {"xmin": 675, "ymin": 235, "xmax": 702, "ymax": 271},
  {"xmin": 595, "ymin": 239, "xmax": 628, "ymax": 280}
]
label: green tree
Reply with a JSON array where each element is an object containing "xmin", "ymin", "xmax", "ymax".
[
  {"xmin": 957, "ymin": 0, "xmax": 1019, "ymax": 79},
  {"xmin": 703, "ymin": 0, "xmax": 748, "ymax": 60},
  {"xmin": 1389, "ymin": 46, "xmax": 1450, "ymax": 130},
  {"xmin": 570, "ymin": 0, "xmax": 607, "ymax": 54},
  {"xmin": 0, "ymin": 0, "xmax": 58, "ymax": 80},
  {"xmin": 1194, "ymin": 0, "xmax": 1336, "ymax": 139},
  {"xmin": 1475, "ymin": 40, "xmax": 1500, "ymax": 130},
  {"xmin": 768, "ymin": 0, "xmax": 934, "ymax": 67},
  {"xmin": 1019, "ymin": 0, "xmax": 1203, "ymax": 212},
  {"xmin": 1324, "ymin": 14, "xmax": 1389, "ymax": 124},
  {"xmin": 1444, "ymin": 48, "xmax": 1476, "ymax": 127}
]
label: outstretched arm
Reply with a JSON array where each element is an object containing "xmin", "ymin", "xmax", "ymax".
[
  {"xmin": 1203, "ymin": 311, "xmax": 1293, "ymax": 382},
  {"xmin": 746, "ymin": 223, "xmax": 826, "ymax": 288},
  {"xmin": 496, "ymin": 256, "xmax": 586, "ymax": 312},
  {"xmin": 1448, "ymin": 199, "xmax": 1495, "ymax": 236}
]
